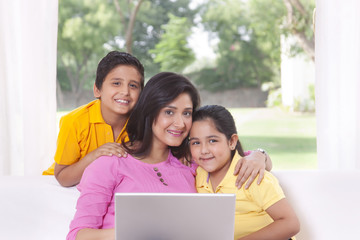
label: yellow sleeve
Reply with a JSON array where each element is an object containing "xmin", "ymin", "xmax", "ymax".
[
  {"xmin": 247, "ymin": 172, "xmax": 286, "ymax": 210},
  {"xmin": 54, "ymin": 115, "xmax": 82, "ymax": 166}
]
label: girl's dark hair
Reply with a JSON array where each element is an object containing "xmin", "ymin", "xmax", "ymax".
[
  {"xmin": 192, "ymin": 105, "xmax": 244, "ymax": 159},
  {"xmin": 95, "ymin": 51, "xmax": 145, "ymax": 90},
  {"xmin": 122, "ymin": 72, "xmax": 200, "ymax": 159}
]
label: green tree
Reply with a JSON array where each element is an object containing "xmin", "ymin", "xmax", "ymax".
[
  {"xmin": 192, "ymin": 0, "xmax": 314, "ymax": 92},
  {"xmin": 57, "ymin": 0, "xmax": 119, "ymax": 106},
  {"xmin": 150, "ymin": 14, "xmax": 195, "ymax": 73},
  {"xmin": 106, "ymin": 0, "xmax": 197, "ymax": 78},
  {"xmin": 193, "ymin": 0, "xmax": 275, "ymax": 91},
  {"xmin": 282, "ymin": 0, "xmax": 315, "ymax": 61}
]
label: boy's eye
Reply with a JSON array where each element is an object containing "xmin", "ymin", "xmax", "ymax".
[
  {"xmin": 209, "ymin": 139, "xmax": 217, "ymax": 143},
  {"xmin": 129, "ymin": 83, "xmax": 138, "ymax": 89}
]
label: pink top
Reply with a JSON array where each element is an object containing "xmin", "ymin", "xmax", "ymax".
[{"xmin": 67, "ymin": 151, "xmax": 196, "ymax": 240}]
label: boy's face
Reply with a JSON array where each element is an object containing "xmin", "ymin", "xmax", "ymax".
[{"xmin": 94, "ymin": 65, "xmax": 142, "ymax": 120}]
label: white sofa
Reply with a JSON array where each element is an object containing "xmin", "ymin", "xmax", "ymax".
[{"xmin": 1, "ymin": 170, "xmax": 359, "ymax": 240}]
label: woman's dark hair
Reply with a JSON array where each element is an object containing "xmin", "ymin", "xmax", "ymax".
[
  {"xmin": 122, "ymin": 72, "xmax": 200, "ymax": 159},
  {"xmin": 192, "ymin": 105, "xmax": 244, "ymax": 159},
  {"xmin": 95, "ymin": 51, "xmax": 145, "ymax": 90}
]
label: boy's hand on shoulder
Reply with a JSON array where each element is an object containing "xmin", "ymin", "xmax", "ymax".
[{"xmin": 92, "ymin": 142, "xmax": 128, "ymax": 159}]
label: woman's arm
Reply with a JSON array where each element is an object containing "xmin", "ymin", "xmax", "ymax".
[
  {"xmin": 238, "ymin": 198, "xmax": 300, "ymax": 240},
  {"xmin": 76, "ymin": 228, "xmax": 115, "ymax": 240},
  {"xmin": 234, "ymin": 150, "xmax": 273, "ymax": 189},
  {"xmin": 67, "ymin": 156, "xmax": 119, "ymax": 240}
]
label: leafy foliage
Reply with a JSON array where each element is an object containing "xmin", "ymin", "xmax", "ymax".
[
  {"xmin": 150, "ymin": 14, "xmax": 195, "ymax": 73},
  {"xmin": 57, "ymin": 0, "xmax": 119, "ymax": 101},
  {"xmin": 192, "ymin": 0, "xmax": 278, "ymax": 91}
]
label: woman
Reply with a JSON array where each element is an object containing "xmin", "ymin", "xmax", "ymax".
[{"xmin": 67, "ymin": 72, "xmax": 200, "ymax": 240}]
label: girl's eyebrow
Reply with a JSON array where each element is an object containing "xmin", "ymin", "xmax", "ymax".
[
  {"xmin": 207, "ymin": 135, "xmax": 220, "ymax": 139},
  {"xmin": 189, "ymin": 135, "xmax": 220, "ymax": 141}
]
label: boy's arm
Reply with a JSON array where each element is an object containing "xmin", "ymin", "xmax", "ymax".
[
  {"xmin": 237, "ymin": 198, "xmax": 300, "ymax": 240},
  {"xmin": 55, "ymin": 142, "xmax": 126, "ymax": 187},
  {"xmin": 234, "ymin": 150, "xmax": 272, "ymax": 189}
]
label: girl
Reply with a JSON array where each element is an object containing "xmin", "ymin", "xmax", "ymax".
[{"xmin": 189, "ymin": 105, "xmax": 300, "ymax": 240}]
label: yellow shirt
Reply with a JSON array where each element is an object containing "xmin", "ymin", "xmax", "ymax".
[
  {"xmin": 196, "ymin": 153, "xmax": 286, "ymax": 239},
  {"xmin": 42, "ymin": 100, "xmax": 128, "ymax": 175}
]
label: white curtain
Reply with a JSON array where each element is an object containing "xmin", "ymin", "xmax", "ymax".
[
  {"xmin": 315, "ymin": 0, "xmax": 360, "ymax": 169},
  {"xmin": 0, "ymin": 0, "xmax": 58, "ymax": 175}
]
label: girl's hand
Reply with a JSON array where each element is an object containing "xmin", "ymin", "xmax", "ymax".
[{"xmin": 233, "ymin": 150, "xmax": 267, "ymax": 189}]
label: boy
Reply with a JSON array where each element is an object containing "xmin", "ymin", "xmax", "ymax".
[{"xmin": 43, "ymin": 51, "xmax": 145, "ymax": 187}]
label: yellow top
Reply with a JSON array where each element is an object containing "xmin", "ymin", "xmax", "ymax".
[
  {"xmin": 196, "ymin": 153, "xmax": 286, "ymax": 239},
  {"xmin": 43, "ymin": 100, "xmax": 128, "ymax": 175}
]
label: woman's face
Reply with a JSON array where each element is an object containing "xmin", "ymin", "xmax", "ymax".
[{"xmin": 152, "ymin": 93, "xmax": 193, "ymax": 149}]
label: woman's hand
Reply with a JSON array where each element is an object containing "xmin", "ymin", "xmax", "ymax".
[{"xmin": 233, "ymin": 150, "xmax": 271, "ymax": 189}]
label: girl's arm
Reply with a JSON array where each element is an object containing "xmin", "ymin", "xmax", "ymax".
[
  {"xmin": 238, "ymin": 198, "xmax": 300, "ymax": 240},
  {"xmin": 234, "ymin": 150, "xmax": 273, "ymax": 189},
  {"xmin": 76, "ymin": 228, "xmax": 115, "ymax": 240}
]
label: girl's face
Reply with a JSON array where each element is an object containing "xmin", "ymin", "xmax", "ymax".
[
  {"xmin": 189, "ymin": 119, "xmax": 237, "ymax": 177},
  {"xmin": 152, "ymin": 93, "xmax": 194, "ymax": 149}
]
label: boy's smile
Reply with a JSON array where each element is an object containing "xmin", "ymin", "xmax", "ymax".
[{"xmin": 94, "ymin": 65, "xmax": 142, "ymax": 122}]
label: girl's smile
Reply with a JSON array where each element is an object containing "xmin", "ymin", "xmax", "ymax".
[{"xmin": 189, "ymin": 119, "xmax": 237, "ymax": 184}]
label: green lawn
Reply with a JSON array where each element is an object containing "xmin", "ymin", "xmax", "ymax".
[
  {"xmin": 56, "ymin": 107, "xmax": 318, "ymax": 170},
  {"xmin": 229, "ymin": 108, "xmax": 317, "ymax": 170}
]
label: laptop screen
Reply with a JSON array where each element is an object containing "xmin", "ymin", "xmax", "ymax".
[{"xmin": 115, "ymin": 193, "xmax": 235, "ymax": 240}]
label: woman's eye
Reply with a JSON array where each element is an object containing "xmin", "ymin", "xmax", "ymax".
[
  {"xmin": 165, "ymin": 110, "xmax": 173, "ymax": 115},
  {"xmin": 183, "ymin": 111, "xmax": 192, "ymax": 116}
]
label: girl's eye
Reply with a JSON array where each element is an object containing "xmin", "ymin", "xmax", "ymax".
[
  {"xmin": 191, "ymin": 141, "xmax": 200, "ymax": 145},
  {"xmin": 113, "ymin": 82, "xmax": 121, "ymax": 86}
]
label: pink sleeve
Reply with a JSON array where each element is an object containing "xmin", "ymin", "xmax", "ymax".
[{"xmin": 66, "ymin": 156, "xmax": 119, "ymax": 240}]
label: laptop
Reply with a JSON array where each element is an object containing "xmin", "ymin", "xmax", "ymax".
[{"xmin": 115, "ymin": 193, "xmax": 236, "ymax": 240}]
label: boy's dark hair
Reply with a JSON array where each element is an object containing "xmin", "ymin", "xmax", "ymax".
[
  {"xmin": 95, "ymin": 51, "xmax": 145, "ymax": 90},
  {"xmin": 122, "ymin": 72, "xmax": 200, "ymax": 159},
  {"xmin": 192, "ymin": 105, "xmax": 245, "ymax": 159}
]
